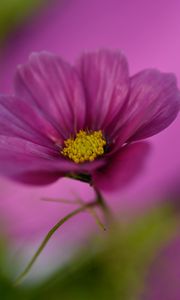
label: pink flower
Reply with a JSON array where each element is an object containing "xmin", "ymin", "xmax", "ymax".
[{"xmin": 0, "ymin": 49, "xmax": 179, "ymax": 190}]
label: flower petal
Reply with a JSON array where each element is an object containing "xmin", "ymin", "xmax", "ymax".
[
  {"xmin": 93, "ymin": 142, "xmax": 150, "ymax": 191},
  {"xmin": 0, "ymin": 135, "xmax": 105, "ymax": 185},
  {"xmin": 0, "ymin": 95, "xmax": 62, "ymax": 147},
  {"xmin": 15, "ymin": 52, "xmax": 86, "ymax": 138},
  {"xmin": 112, "ymin": 70, "xmax": 180, "ymax": 147},
  {"xmin": 0, "ymin": 135, "xmax": 59, "ymax": 159},
  {"xmin": 0, "ymin": 146, "xmax": 65, "ymax": 185},
  {"xmin": 76, "ymin": 49, "xmax": 129, "ymax": 130}
]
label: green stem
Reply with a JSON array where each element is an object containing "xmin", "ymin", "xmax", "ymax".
[
  {"xmin": 76, "ymin": 198, "xmax": 106, "ymax": 231},
  {"xmin": 66, "ymin": 173, "xmax": 112, "ymax": 223},
  {"xmin": 94, "ymin": 187, "xmax": 112, "ymax": 224},
  {"xmin": 14, "ymin": 200, "xmax": 97, "ymax": 286},
  {"xmin": 14, "ymin": 186, "xmax": 112, "ymax": 286},
  {"xmin": 67, "ymin": 173, "xmax": 92, "ymax": 183},
  {"xmin": 41, "ymin": 197, "xmax": 80, "ymax": 205},
  {"xmin": 41, "ymin": 197, "xmax": 106, "ymax": 232}
]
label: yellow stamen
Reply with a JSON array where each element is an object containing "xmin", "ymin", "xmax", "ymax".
[{"xmin": 61, "ymin": 130, "xmax": 106, "ymax": 163}]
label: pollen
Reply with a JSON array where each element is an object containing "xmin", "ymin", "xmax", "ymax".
[{"xmin": 61, "ymin": 130, "xmax": 106, "ymax": 163}]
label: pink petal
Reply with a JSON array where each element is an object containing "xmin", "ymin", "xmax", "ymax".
[
  {"xmin": 93, "ymin": 142, "xmax": 151, "ymax": 191},
  {"xmin": 9, "ymin": 170, "xmax": 63, "ymax": 185},
  {"xmin": 76, "ymin": 49, "xmax": 129, "ymax": 130},
  {"xmin": 0, "ymin": 95, "xmax": 62, "ymax": 147},
  {"xmin": 0, "ymin": 136, "xmax": 68, "ymax": 185},
  {"xmin": 112, "ymin": 70, "xmax": 180, "ymax": 148},
  {"xmin": 0, "ymin": 135, "xmax": 59, "ymax": 159},
  {"xmin": 0, "ymin": 135, "xmax": 105, "ymax": 185},
  {"xmin": 0, "ymin": 149, "xmax": 65, "ymax": 185},
  {"xmin": 15, "ymin": 52, "xmax": 86, "ymax": 138}
]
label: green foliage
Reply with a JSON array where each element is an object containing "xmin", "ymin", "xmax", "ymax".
[
  {"xmin": 0, "ymin": 205, "xmax": 177, "ymax": 300},
  {"xmin": 31, "ymin": 205, "xmax": 176, "ymax": 300},
  {"xmin": 0, "ymin": 237, "xmax": 23, "ymax": 299},
  {"xmin": 0, "ymin": 0, "xmax": 46, "ymax": 41}
]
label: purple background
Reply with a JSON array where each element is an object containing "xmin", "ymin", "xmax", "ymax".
[
  {"xmin": 0, "ymin": 1, "xmax": 180, "ymax": 297},
  {"xmin": 1, "ymin": 0, "xmax": 180, "ymax": 235}
]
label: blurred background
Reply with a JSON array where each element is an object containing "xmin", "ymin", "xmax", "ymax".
[{"xmin": 0, "ymin": 0, "xmax": 180, "ymax": 299}]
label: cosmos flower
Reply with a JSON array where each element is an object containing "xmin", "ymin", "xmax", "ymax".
[{"xmin": 0, "ymin": 49, "xmax": 179, "ymax": 190}]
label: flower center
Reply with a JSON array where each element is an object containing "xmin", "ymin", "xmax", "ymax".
[{"xmin": 61, "ymin": 130, "xmax": 106, "ymax": 163}]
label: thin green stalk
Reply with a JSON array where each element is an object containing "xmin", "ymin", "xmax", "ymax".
[
  {"xmin": 14, "ymin": 200, "xmax": 97, "ymax": 286},
  {"xmin": 76, "ymin": 198, "xmax": 106, "ymax": 231},
  {"xmin": 41, "ymin": 197, "xmax": 80, "ymax": 205},
  {"xmin": 14, "ymin": 187, "xmax": 112, "ymax": 286},
  {"xmin": 41, "ymin": 197, "xmax": 106, "ymax": 231},
  {"xmin": 94, "ymin": 187, "xmax": 113, "ymax": 225},
  {"xmin": 87, "ymin": 207, "xmax": 106, "ymax": 231}
]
